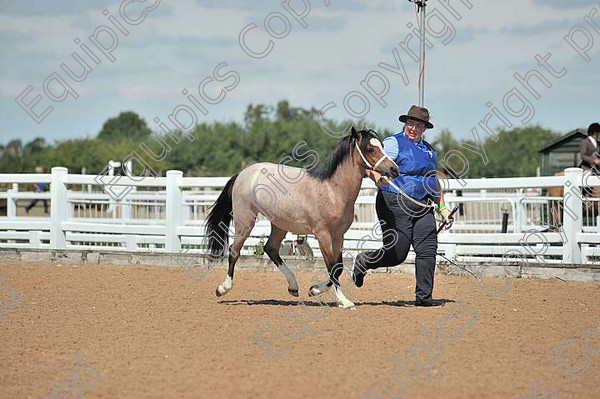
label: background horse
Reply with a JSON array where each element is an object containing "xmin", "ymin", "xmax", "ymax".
[
  {"xmin": 547, "ymin": 170, "xmax": 600, "ymax": 229},
  {"xmin": 204, "ymin": 127, "xmax": 399, "ymax": 308}
]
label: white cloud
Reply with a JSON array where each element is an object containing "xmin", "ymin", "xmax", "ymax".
[{"xmin": 1, "ymin": 0, "xmax": 599, "ymax": 145}]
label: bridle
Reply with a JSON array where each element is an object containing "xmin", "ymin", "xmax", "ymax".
[{"xmin": 354, "ymin": 129, "xmax": 394, "ymax": 170}]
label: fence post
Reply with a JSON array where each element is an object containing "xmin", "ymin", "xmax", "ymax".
[
  {"xmin": 562, "ymin": 167, "xmax": 583, "ymax": 264},
  {"xmin": 50, "ymin": 167, "xmax": 68, "ymax": 249},
  {"xmin": 513, "ymin": 197, "xmax": 524, "ymax": 234},
  {"xmin": 166, "ymin": 170, "xmax": 183, "ymax": 252},
  {"xmin": 7, "ymin": 183, "xmax": 17, "ymax": 219},
  {"xmin": 29, "ymin": 230, "xmax": 41, "ymax": 248},
  {"xmin": 121, "ymin": 186, "xmax": 133, "ymax": 221},
  {"xmin": 126, "ymin": 235, "xmax": 137, "ymax": 251}
]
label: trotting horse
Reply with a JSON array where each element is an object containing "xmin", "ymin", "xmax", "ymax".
[{"xmin": 204, "ymin": 127, "xmax": 399, "ymax": 308}]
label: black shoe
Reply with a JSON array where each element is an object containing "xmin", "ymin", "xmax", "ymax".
[
  {"xmin": 415, "ymin": 299, "xmax": 444, "ymax": 307},
  {"xmin": 352, "ymin": 253, "xmax": 368, "ymax": 288}
]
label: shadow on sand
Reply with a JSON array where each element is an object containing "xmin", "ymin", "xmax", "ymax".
[{"xmin": 219, "ymin": 298, "xmax": 456, "ymax": 307}]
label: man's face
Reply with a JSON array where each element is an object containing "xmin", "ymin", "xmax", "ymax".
[{"xmin": 404, "ymin": 119, "xmax": 427, "ymax": 142}]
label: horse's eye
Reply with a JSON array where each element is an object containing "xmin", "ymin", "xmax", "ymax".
[{"xmin": 367, "ymin": 147, "xmax": 376, "ymax": 154}]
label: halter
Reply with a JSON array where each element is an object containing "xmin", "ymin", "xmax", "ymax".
[{"xmin": 354, "ymin": 141, "xmax": 392, "ymax": 170}]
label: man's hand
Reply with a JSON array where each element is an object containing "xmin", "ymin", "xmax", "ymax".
[
  {"xmin": 439, "ymin": 206, "xmax": 454, "ymax": 226},
  {"xmin": 366, "ymin": 170, "xmax": 390, "ymax": 187},
  {"xmin": 366, "ymin": 169, "xmax": 381, "ymax": 181}
]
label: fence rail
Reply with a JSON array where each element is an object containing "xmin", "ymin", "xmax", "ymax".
[{"xmin": 1, "ymin": 167, "xmax": 599, "ymax": 265}]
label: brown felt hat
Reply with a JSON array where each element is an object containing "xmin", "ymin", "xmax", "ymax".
[{"xmin": 399, "ymin": 105, "xmax": 434, "ymax": 129}]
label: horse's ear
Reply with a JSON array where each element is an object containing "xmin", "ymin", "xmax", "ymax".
[{"xmin": 351, "ymin": 126, "xmax": 358, "ymax": 137}]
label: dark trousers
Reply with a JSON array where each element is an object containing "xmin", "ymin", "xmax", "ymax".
[
  {"xmin": 26, "ymin": 199, "xmax": 48, "ymax": 213},
  {"xmin": 360, "ymin": 190, "xmax": 438, "ymax": 302}
]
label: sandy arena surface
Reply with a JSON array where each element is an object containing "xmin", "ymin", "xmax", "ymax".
[{"xmin": 1, "ymin": 260, "xmax": 599, "ymax": 399}]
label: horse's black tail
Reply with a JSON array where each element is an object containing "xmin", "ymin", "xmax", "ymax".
[{"xmin": 205, "ymin": 174, "xmax": 239, "ymax": 259}]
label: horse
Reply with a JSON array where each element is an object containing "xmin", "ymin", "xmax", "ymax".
[
  {"xmin": 203, "ymin": 127, "xmax": 399, "ymax": 308},
  {"xmin": 547, "ymin": 170, "xmax": 600, "ymax": 229}
]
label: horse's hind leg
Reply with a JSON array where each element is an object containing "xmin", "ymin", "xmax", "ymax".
[
  {"xmin": 264, "ymin": 224, "xmax": 299, "ymax": 297},
  {"xmin": 216, "ymin": 214, "xmax": 256, "ymax": 297}
]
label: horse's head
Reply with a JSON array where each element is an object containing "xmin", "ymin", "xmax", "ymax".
[{"xmin": 351, "ymin": 126, "xmax": 399, "ymax": 180}]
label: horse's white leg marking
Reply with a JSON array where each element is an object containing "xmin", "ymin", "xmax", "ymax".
[
  {"xmin": 279, "ymin": 263, "xmax": 299, "ymax": 296},
  {"xmin": 216, "ymin": 275, "xmax": 233, "ymax": 297},
  {"xmin": 308, "ymin": 279, "xmax": 332, "ymax": 297},
  {"xmin": 334, "ymin": 285, "xmax": 355, "ymax": 309}
]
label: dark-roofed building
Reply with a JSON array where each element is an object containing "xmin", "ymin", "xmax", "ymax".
[{"xmin": 539, "ymin": 129, "xmax": 588, "ymax": 176}]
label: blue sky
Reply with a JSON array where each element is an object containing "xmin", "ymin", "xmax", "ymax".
[{"xmin": 1, "ymin": 0, "xmax": 599, "ymax": 147}]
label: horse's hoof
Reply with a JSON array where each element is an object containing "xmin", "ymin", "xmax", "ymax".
[
  {"xmin": 308, "ymin": 286, "xmax": 319, "ymax": 297},
  {"xmin": 215, "ymin": 288, "xmax": 223, "ymax": 297},
  {"xmin": 288, "ymin": 288, "xmax": 299, "ymax": 297}
]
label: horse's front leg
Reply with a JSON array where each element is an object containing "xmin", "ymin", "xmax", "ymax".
[
  {"xmin": 310, "ymin": 230, "xmax": 355, "ymax": 309},
  {"xmin": 330, "ymin": 234, "xmax": 355, "ymax": 309}
]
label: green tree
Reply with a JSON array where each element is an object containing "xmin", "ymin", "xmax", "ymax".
[
  {"xmin": 430, "ymin": 129, "xmax": 458, "ymax": 155},
  {"xmin": 244, "ymin": 104, "xmax": 271, "ymax": 128},
  {"xmin": 461, "ymin": 125, "xmax": 560, "ymax": 178},
  {"xmin": 97, "ymin": 111, "xmax": 151, "ymax": 142},
  {"xmin": 2, "ymin": 102, "xmax": 561, "ymax": 179},
  {"xmin": 24, "ymin": 137, "xmax": 47, "ymax": 154},
  {"xmin": 5, "ymin": 139, "xmax": 22, "ymax": 156}
]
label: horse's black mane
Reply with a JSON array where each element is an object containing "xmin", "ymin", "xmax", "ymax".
[{"xmin": 307, "ymin": 129, "xmax": 376, "ymax": 181}]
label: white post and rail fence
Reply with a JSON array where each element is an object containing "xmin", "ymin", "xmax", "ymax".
[{"xmin": 0, "ymin": 167, "xmax": 599, "ymax": 266}]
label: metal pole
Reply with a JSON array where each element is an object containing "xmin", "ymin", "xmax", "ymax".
[{"xmin": 418, "ymin": 1, "xmax": 426, "ymax": 107}]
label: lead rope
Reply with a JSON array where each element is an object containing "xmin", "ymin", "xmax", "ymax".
[
  {"xmin": 379, "ymin": 176, "xmax": 436, "ymax": 209},
  {"xmin": 436, "ymin": 252, "xmax": 477, "ymax": 277}
]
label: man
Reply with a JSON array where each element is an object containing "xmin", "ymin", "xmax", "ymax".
[
  {"xmin": 579, "ymin": 123, "xmax": 600, "ymax": 199},
  {"xmin": 25, "ymin": 166, "xmax": 48, "ymax": 214},
  {"xmin": 352, "ymin": 105, "xmax": 453, "ymax": 307},
  {"xmin": 580, "ymin": 122, "xmax": 600, "ymax": 172}
]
